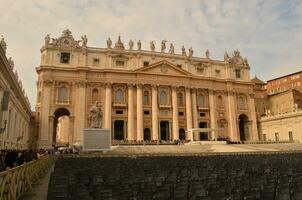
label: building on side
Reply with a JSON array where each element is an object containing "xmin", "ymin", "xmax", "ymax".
[
  {"xmin": 266, "ymin": 70, "xmax": 302, "ymax": 95},
  {"xmin": 0, "ymin": 37, "xmax": 32, "ymax": 149},
  {"xmin": 36, "ymin": 29, "xmax": 259, "ymax": 148},
  {"xmin": 255, "ymin": 70, "xmax": 302, "ymax": 142}
]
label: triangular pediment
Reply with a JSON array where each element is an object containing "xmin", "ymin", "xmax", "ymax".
[{"xmin": 135, "ymin": 60, "xmax": 191, "ymax": 76}]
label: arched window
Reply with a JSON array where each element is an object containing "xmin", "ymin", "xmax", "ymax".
[
  {"xmin": 92, "ymin": 88, "xmax": 98, "ymax": 102},
  {"xmin": 177, "ymin": 93, "xmax": 183, "ymax": 106},
  {"xmin": 143, "ymin": 91, "xmax": 149, "ymax": 105},
  {"xmin": 197, "ymin": 94, "xmax": 205, "ymax": 107},
  {"xmin": 217, "ymin": 95, "xmax": 223, "ymax": 106},
  {"xmin": 115, "ymin": 89, "xmax": 124, "ymax": 103},
  {"xmin": 58, "ymin": 87, "xmax": 68, "ymax": 102},
  {"xmin": 238, "ymin": 96, "xmax": 245, "ymax": 109},
  {"xmin": 160, "ymin": 91, "xmax": 167, "ymax": 105}
]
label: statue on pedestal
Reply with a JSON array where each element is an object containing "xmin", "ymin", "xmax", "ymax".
[
  {"xmin": 90, "ymin": 101, "xmax": 102, "ymax": 128},
  {"xmin": 205, "ymin": 49, "xmax": 210, "ymax": 59},
  {"xmin": 161, "ymin": 40, "xmax": 167, "ymax": 52},
  {"xmin": 0, "ymin": 37, "xmax": 7, "ymax": 54},
  {"xmin": 8, "ymin": 57, "xmax": 14, "ymax": 69},
  {"xmin": 81, "ymin": 35, "xmax": 88, "ymax": 47},
  {"xmin": 129, "ymin": 39, "xmax": 134, "ymax": 50},
  {"xmin": 169, "ymin": 43, "xmax": 175, "ymax": 54},
  {"xmin": 150, "ymin": 41, "xmax": 155, "ymax": 51},
  {"xmin": 107, "ymin": 37, "xmax": 112, "ymax": 48},
  {"xmin": 188, "ymin": 47, "xmax": 194, "ymax": 57},
  {"xmin": 137, "ymin": 40, "xmax": 142, "ymax": 50},
  {"xmin": 181, "ymin": 46, "xmax": 186, "ymax": 56},
  {"xmin": 44, "ymin": 34, "xmax": 50, "ymax": 47}
]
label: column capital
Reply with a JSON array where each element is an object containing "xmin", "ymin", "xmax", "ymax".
[
  {"xmin": 192, "ymin": 88, "xmax": 197, "ymax": 93},
  {"xmin": 127, "ymin": 83, "xmax": 135, "ymax": 89},
  {"xmin": 104, "ymin": 82, "xmax": 112, "ymax": 88},
  {"xmin": 171, "ymin": 86, "xmax": 178, "ymax": 90},
  {"xmin": 249, "ymin": 93, "xmax": 255, "ymax": 98},
  {"xmin": 151, "ymin": 84, "xmax": 159, "ymax": 89},
  {"xmin": 43, "ymin": 80, "xmax": 54, "ymax": 87},
  {"xmin": 136, "ymin": 83, "xmax": 143, "ymax": 89}
]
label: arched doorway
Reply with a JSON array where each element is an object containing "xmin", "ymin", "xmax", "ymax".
[
  {"xmin": 144, "ymin": 128, "xmax": 151, "ymax": 141},
  {"xmin": 238, "ymin": 114, "xmax": 249, "ymax": 141},
  {"xmin": 179, "ymin": 128, "xmax": 185, "ymax": 140},
  {"xmin": 53, "ymin": 108, "xmax": 71, "ymax": 146},
  {"xmin": 114, "ymin": 120, "xmax": 125, "ymax": 140}
]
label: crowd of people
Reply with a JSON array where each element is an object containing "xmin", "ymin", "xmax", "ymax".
[{"xmin": 0, "ymin": 149, "xmax": 51, "ymax": 172}]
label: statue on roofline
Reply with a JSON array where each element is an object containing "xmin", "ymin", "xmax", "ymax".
[
  {"xmin": 150, "ymin": 41, "xmax": 155, "ymax": 51},
  {"xmin": 181, "ymin": 46, "xmax": 186, "ymax": 56},
  {"xmin": 129, "ymin": 39, "xmax": 134, "ymax": 50},
  {"xmin": 169, "ymin": 43, "xmax": 174, "ymax": 54},
  {"xmin": 137, "ymin": 40, "xmax": 141, "ymax": 50},
  {"xmin": 44, "ymin": 34, "xmax": 50, "ymax": 47},
  {"xmin": 188, "ymin": 47, "xmax": 194, "ymax": 57},
  {"xmin": 161, "ymin": 40, "xmax": 167, "ymax": 52},
  {"xmin": 107, "ymin": 37, "xmax": 112, "ymax": 48},
  {"xmin": 81, "ymin": 35, "xmax": 88, "ymax": 47}
]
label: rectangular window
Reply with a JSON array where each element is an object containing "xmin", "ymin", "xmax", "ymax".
[
  {"xmin": 177, "ymin": 64, "xmax": 182, "ymax": 68},
  {"xmin": 197, "ymin": 67, "xmax": 204, "ymax": 74},
  {"xmin": 215, "ymin": 69, "xmax": 221, "ymax": 77},
  {"xmin": 144, "ymin": 110, "xmax": 150, "ymax": 115},
  {"xmin": 275, "ymin": 132, "xmax": 279, "ymax": 141},
  {"xmin": 116, "ymin": 110, "xmax": 123, "ymax": 114},
  {"xmin": 262, "ymin": 134, "xmax": 267, "ymax": 141},
  {"xmin": 235, "ymin": 69, "xmax": 241, "ymax": 78},
  {"xmin": 178, "ymin": 112, "xmax": 184, "ymax": 116},
  {"xmin": 144, "ymin": 61, "xmax": 149, "ymax": 67},
  {"xmin": 60, "ymin": 52, "xmax": 70, "ymax": 63},
  {"xmin": 93, "ymin": 58, "xmax": 100, "ymax": 66},
  {"xmin": 289, "ymin": 131, "xmax": 293, "ymax": 141},
  {"xmin": 200, "ymin": 112, "xmax": 206, "ymax": 117},
  {"xmin": 116, "ymin": 60, "xmax": 125, "ymax": 67}
]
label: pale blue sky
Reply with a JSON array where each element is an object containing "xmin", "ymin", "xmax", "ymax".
[{"xmin": 0, "ymin": 0, "xmax": 302, "ymax": 109}]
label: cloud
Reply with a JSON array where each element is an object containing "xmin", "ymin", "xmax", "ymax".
[{"xmin": 0, "ymin": 0, "xmax": 302, "ymax": 109}]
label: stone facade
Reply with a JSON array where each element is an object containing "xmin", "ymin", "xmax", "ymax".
[
  {"xmin": 36, "ymin": 30, "xmax": 259, "ymax": 148},
  {"xmin": 0, "ymin": 37, "xmax": 32, "ymax": 149}
]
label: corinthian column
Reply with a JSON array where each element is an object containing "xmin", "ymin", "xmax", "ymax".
[
  {"xmin": 191, "ymin": 89, "xmax": 198, "ymax": 140},
  {"xmin": 209, "ymin": 90, "xmax": 217, "ymax": 140},
  {"xmin": 104, "ymin": 83, "xmax": 112, "ymax": 130},
  {"xmin": 172, "ymin": 86, "xmax": 179, "ymax": 141},
  {"xmin": 136, "ymin": 84, "xmax": 143, "ymax": 140},
  {"xmin": 249, "ymin": 94, "xmax": 258, "ymax": 141},
  {"xmin": 185, "ymin": 87, "xmax": 193, "ymax": 140},
  {"xmin": 151, "ymin": 85, "xmax": 158, "ymax": 140},
  {"xmin": 127, "ymin": 84, "xmax": 134, "ymax": 140}
]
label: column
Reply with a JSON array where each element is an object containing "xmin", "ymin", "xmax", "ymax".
[
  {"xmin": 40, "ymin": 80, "xmax": 52, "ymax": 148},
  {"xmin": 151, "ymin": 85, "xmax": 159, "ymax": 140},
  {"xmin": 227, "ymin": 91, "xmax": 238, "ymax": 141},
  {"xmin": 191, "ymin": 89, "xmax": 198, "ymax": 140},
  {"xmin": 185, "ymin": 87, "xmax": 193, "ymax": 140},
  {"xmin": 172, "ymin": 86, "xmax": 179, "ymax": 140},
  {"xmin": 209, "ymin": 90, "xmax": 217, "ymax": 140},
  {"xmin": 68, "ymin": 116, "xmax": 75, "ymax": 144},
  {"xmin": 136, "ymin": 84, "xmax": 143, "ymax": 140},
  {"xmin": 74, "ymin": 81, "xmax": 87, "ymax": 143},
  {"xmin": 249, "ymin": 94, "xmax": 258, "ymax": 140},
  {"xmin": 127, "ymin": 84, "xmax": 134, "ymax": 140},
  {"xmin": 104, "ymin": 83, "xmax": 112, "ymax": 129},
  {"xmin": 49, "ymin": 115, "xmax": 54, "ymax": 145}
]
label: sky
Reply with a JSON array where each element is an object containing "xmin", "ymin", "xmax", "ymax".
[{"xmin": 0, "ymin": 0, "xmax": 302, "ymax": 110}]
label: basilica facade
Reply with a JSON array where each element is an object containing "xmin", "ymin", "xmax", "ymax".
[{"xmin": 36, "ymin": 30, "xmax": 258, "ymax": 148}]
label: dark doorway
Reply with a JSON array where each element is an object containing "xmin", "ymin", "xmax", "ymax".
[
  {"xmin": 199, "ymin": 122, "xmax": 208, "ymax": 140},
  {"xmin": 114, "ymin": 120, "xmax": 124, "ymax": 140},
  {"xmin": 144, "ymin": 128, "xmax": 151, "ymax": 141},
  {"xmin": 160, "ymin": 121, "xmax": 169, "ymax": 141},
  {"xmin": 239, "ymin": 114, "xmax": 249, "ymax": 141},
  {"xmin": 53, "ymin": 108, "xmax": 71, "ymax": 146},
  {"xmin": 179, "ymin": 128, "xmax": 186, "ymax": 140}
]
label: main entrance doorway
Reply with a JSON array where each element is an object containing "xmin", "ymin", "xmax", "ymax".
[
  {"xmin": 160, "ymin": 121, "xmax": 169, "ymax": 141},
  {"xmin": 199, "ymin": 122, "xmax": 208, "ymax": 140},
  {"xmin": 238, "ymin": 114, "xmax": 249, "ymax": 141},
  {"xmin": 114, "ymin": 120, "xmax": 124, "ymax": 140}
]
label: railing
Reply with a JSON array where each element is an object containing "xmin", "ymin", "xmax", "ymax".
[{"xmin": 0, "ymin": 155, "xmax": 55, "ymax": 200}]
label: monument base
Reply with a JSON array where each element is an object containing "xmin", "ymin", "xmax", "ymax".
[{"xmin": 83, "ymin": 128, "xmax": 111, "ymax": 151}]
